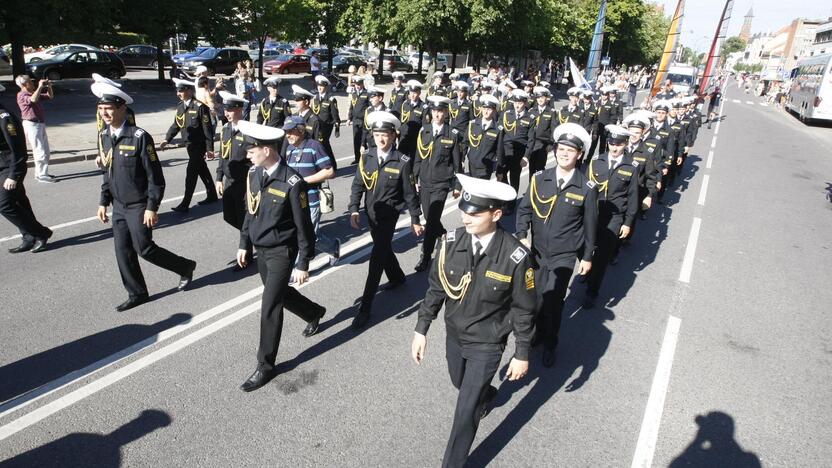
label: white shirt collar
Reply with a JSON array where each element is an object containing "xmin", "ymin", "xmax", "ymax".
[
  {"xmin": 432, "ymin": 124, "xmax": 444, "ymax": 135},
  {"xmin": 472, "ymin": 231, "xmax": 496, "ymax": 253},
  {"xmin": 481, "ymin": 118, "xmax": 492, "ymax": 128},
  {"xmin": 555, "ymin": 167, "xmax": 575, "ymax": 188},
  {"xmin": 264, "ymin": 162, "xmax": 280, "ymax": 177},
  {"xmin": 377, "ymin": 148, "xmax": 390, "ymax": 162},
  {"xmin": 110, "ymin": 123, "xmax": 126, "ymax": 139},
  {"xmin": 183, "ymin": 99, "xmax": 192, "ymax": 107}
]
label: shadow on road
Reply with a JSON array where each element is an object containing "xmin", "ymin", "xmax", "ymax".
[
  {"xmin": 0, "ymin": 409, "xmax": 172, "ymax": 467},
  {"xmin": 669, "ymin": 411, "xmax": 761, "ymax": 468}
]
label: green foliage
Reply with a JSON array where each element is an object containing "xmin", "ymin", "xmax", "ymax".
[
  {"xmin": 722, "ymin": 36, "xmax": 747, "ymax": 56},
  {"xmin": 733, "ymin": 62, "xmax": 762, "ymax": 74}
]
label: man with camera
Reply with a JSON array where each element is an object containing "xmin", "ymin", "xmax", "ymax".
[{"xmin": 15, "ymin": 75, "xmax": 55, "ymax": 183}]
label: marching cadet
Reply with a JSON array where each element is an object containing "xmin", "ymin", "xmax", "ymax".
[
  {"xmin": 655, "ymin": 79, "xmax": 677, "ymax": 101},
  {"xmin": 257, "ymin": 77, "xmax": 291, "ymax": 128},
  {"xmin": 159, "ymin": 78, "xmax": 218, "ymax": 212},
  {"xmin": 411, "ymin": 173, "xmax": 535, "ymax": 468},
  {"xmin": 1, "ymin": 83, "xmax": 53, "ymax": 253},
  {"xmin": 578, "ymin": 89, "xmax": 597, "ymax": 164},
  {"xmin": 398, "ymin": 80, "xmax": 429, "ymax": 160},
  {"xmin": 92, "ymin": 74, "xmax": 135, "ymax": 169},
  {"xmin": 289, "ymin": 85, "xmax": 322, "ymax": 144},
  {"xmin": 623, "ymin": 112, "xmax": 661, "ymax": 222},
  {"xmin": 663, "ymin": 100, "xmax": 687, "ymax": 193},
  {"xmin": 94, "ymin": 83, "xmax": 196, "ymax": 311},
  {"xmin": 516, "ymin": 123, "xmax": 597, "ymax": 367},
  {"xmin": 389, "ymin": 71, "xmax": 408, "ymax": 115},
  {"xmin": 524, "ymin": 86, "xmax": 556, "ymax": 175},
  {"xmin": 213, "ymin": 91, "xmax": 252, "ymax": 270},
  {"xmin": 558, "ymin": 87, "xmax": 585, "ymax": 125},
  {"xmin": 464, "ymin": 94, "xmax": 503, "ymax": 180},
  {"xmin": 312, "ymin": 75, "xmax": 341, "ymax": 171},
  {"xmin": 235, "ymin": 120, "xmax": 327, "ymax": 392},
  {"xmin": 449, "ymin": 81, "xmax": 472, "ymax": 135},
  {"xmin": 648, "ymin": 100, "xmax": 676, "ymax": 203},
  {"xmin": 583, "ymin": 125, "xmax": 639, "ymax": 308},
  {"xmin": 496, "ymin": 89, "xmax": 535, "ymax": 209},
  {"xmin": 589, "ymin": 85, "xmax": 623, "ymax": 158},
  {"xmin": 349, "ymin": 112, "xmax": 424, "ymax": 329},
  {"xmin": 347, "ymin": 77, "xmax": 369, "ymax": 164},
  {"xmin": 426, "ymin": 71, "xmax": 448, "ymax": 98},
  {"xmin": 520, "ymin": 80, "xmax": 535, "ymax": 97},
  {"xmin": 678, "ymin": 97, "xmax": 700, "ymax": 168},
  {"xmin": 361, "ymin": 85, "xmax": 388, "ymax": 152},
  {"xmin": 413, "ymin": 95, "xmax": 463, "ymax": 272}
]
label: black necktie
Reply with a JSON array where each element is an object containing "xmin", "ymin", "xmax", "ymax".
[
  {"xmin": 473, "ymin": 241, "xmax": 483, "ymax": 263},
  {"xmin": 557, "ymin": 178, "xmax": 565, "ymax": 192}
]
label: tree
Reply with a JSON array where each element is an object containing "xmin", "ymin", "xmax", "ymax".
[
  {"xmin": 339, "ymin": 0, "xmax": 398, "ymax": 79},
  {"xmin": 722, "ymin": 36, "xmax": 746, "ymax": 56}
]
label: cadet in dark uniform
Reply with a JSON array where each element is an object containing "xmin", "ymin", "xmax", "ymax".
[
  {"xmin": 160, "ymin": 78, "xmax": 218, "ymax": 212},
  {"xmin": 649, "ymin": 100, "xmax": 677, "ymax": 202},
  {"xmin": 397, "ymin": 80, "xmax": 429, "ymax": 159},
  {"xmin": 496, "ymin": 89, "xmax": 535, "ymax": 207},
  {"xmin": 213, "ymin": 91, "xmax": 252, "ymax": 269},
  {"xmin": 623, "ymin": 112, "xmax": 661, "ymax": 221},
  {"xmin": 464, "ymin": 94, "xmax": 503, "ymax": 180},
  {"xmin": 558, "ymin": 87, "xmax": 585, "ymax": 125},
  {"xmin": 664, "ymin": 100, "xmax": 687, "ymax": 191},
  {"xmin": 235, "ymin": 120, "xmax": 327, "ymax": 392},
  {"xmin": 516, "ymin": 123, "xmax": 597, "ymax": 367},
  {"xmin": 426, "ymin": 71, "xmax": 448, "ymax": 98},
  {"xmin": 94, "ymin": 83, "xmax": 196, "ymax": 311},
  {"xmin": 589, "ymin": 85, "xmax": 623, "ymax": 158},
  {"xmin": 93, "ymin": 74, "xmax": 135, "ymax": 169},
  {"xmin": 312, "ymin": 75, "xmax": 341, "ymax": 170},
  {"xmin": 654, "ymin": 80, "xmax": 677, "ymax": 101},
  {"xmin": 413, "ymin": 95, "xmax": 463, "ymax": 272},
  {"xmin": 583, "ymin": 125, "xmax": 639, "ymax": 308},
  {"xmin": 389, "ymin": 71, "xmax": 408, "ymax": 116},
  {"xmin": 525, "ymin": 86, "xmax": 556, "ymax": 175},
  {"xmin": 347, "ymin": 77, "xmax": 369, "ymax": 164},
  {"xmin": 349, "ymin": 112, "xmax": 424, "ymax": 329},
  {"xmin": 257, "ymin": 77, "xmax": 291, "ymax": 128},
  {"xmin": 412, "ymin": 173, "xmax": 535, "ymax": 468},
  {"xmin": 1, "ymin": 83, "xmax": 53, "ymax": 253},
  {"xmin": 578, "ymin": 89, "xmax": 597, "ymax": 163},
  {"xmin": 361, "ymin": 86, "xmax": 388, "ymax": 152},
  {"xmin": 289, "ymin": 85, "xmax": 322, "ymax": 144},
  {"xmin": 449, "ymin": 81, "xmax": 472, "ymax": 136}
]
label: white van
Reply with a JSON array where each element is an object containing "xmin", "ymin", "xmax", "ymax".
[
  {"xmin": 665, "ymin": 65, "xmax": 698, "ymax": 95},
  {"xmin": 787, "ymin": 53, "xmax": 832, "ymax": 123}
]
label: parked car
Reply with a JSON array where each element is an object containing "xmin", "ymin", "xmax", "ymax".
[
  {"xmin": 407, "ymin": 52, "xmax": 448, "ymax": 71},
  {"xmin": 25, "ymin": 44, "xmax": 101, "ymax": 63},
  {"xmin": 306, "ymin": 47, "xmax": 333, "ymax": 63},
  {"xmin": 250, "ymin": 49, "xmax": 281, "ymax": 68},
  {"xmin": 25, "ymin": 50, "xmax": 125, "ymax": 80},
  {"xmin": 0, "ymin": 48, "xmax": 11, "ymax": 75},
  {"xmin": 182, "ymin": 48, "xmax": 250, "ymax": 75},
  {"xmin": 263, "ymin": 54, "xmax": 310, "ymax": 74},
  {"xmin": 171, "ymin": 46, "xmax": 212, "ymax": 66},
  {"xmin": 378, "ymin": 54, "xmax": 413, "ymax": 73},
  {"xmin": 117, "ymin": 44, "xmax": 170, "ymax": 68},
  {"xmin": 321, "ymin": 54, "xmax": 367, "ymax": 73}
]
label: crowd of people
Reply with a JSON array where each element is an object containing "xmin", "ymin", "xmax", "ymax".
[{"xmin": 0, "ymin": 58, "xmax": 717, "ymax": 466}]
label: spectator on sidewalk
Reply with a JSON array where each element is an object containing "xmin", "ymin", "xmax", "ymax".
[
  {"xmin": 310, "ymin": 51, "xmax": 321, "ymax": 79},
  {"xmin": 15, "ymin": 75, "xmax": 55, "ymax": 183}
]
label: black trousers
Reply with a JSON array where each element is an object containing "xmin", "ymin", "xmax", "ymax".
[
  {"xmin": 420, "ymin": 187, "xmax": 449, "ymax": 258},
  {"xmin": 352, "ymin": 123, "xmax": 363, "ymax": 163},
  {"xmin": 360, "ymin": 218, "xmax": 405, "ymax": 312},
  {"xmin": 586, "ymin": 214, "xmax": 622, "ymax": 297},
  {"xmin": 182, "ymin": 143, "xmax": 216, "ymax": 207},
  {"xmin": 536, "ymin": 253, "xmax": 578, "ymax": 350},
  {"xmin": 255, "ymin": 244, "xmax": 324, "ymax": 371},
  {"xmin": 221, "ymin": 181, "xmax": 247, "ymax": 231},
  {"xmin": 111, "ymin": 201, "xmax": 193, "ymax": 298},
  {"xmin": 319, "ymin": 123, "xmax": 337, "ymax": 171},
  {"xmin": 587, "ymin": 129, "xmax": 600, "ymax": 158},
  {"xmin": 500, "ymin": 142, "xmax": 524, "ymax": 195},
  {"xmin": 527, "ymin": 147, "xmax": 548, "ymax": 178},
  {"xmin": 468, "ymin": 157, "xmax": 493, "ymax": 180},
  {"xmin": 0, "ymin": 182, "xmax": 50, "ymax": 242},
  {"xmin": 442, "ymin": 334, "xmax": 503, "ymax": 468}
]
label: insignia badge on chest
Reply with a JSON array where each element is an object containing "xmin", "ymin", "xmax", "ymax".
[
  {"xmin": 510, "ymin": 247, "xmax": 527, "ymax": 264},
  {"xmin": 446, "ymin": 229, "xmax": 456, "ymax": 242}
]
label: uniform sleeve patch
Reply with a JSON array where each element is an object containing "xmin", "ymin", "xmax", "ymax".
[
  {"xmin": 299, "ymin": 191, "xmax": 308, "ymax": 208},
  {"xmin": 525, "ymin": 268, "xmax": 535, "ymax": 290},
  {"xmin": 586, "ymin": 180, "xmax": 597, "ymax": 189},
  {"xmin": 401, "ymin": 154, "xmax": 410, "ymax": 163},
  {"xmin": 510, "ymin": 246, "xmax": 527, "ymax": 264},
  {"xmin": 451, "ymin": 128, "xmax": 459, "ymax": 134},
  {"xmin": 632, "ymin": 161, "xmax": 639, "ymax": 167},
  {"xmin": 6, "ymin": 123, "xmax": 17, "ymax": 136},
  {"xmin": 135, "ymin": 129, "xmax": 145, "ymax": 137},
  {"xmin": 446, "ymin": 229, "xmax": 456, "ymax": 242},
  {"xmin": 288, "ymin": 174, "xmax": 301, "ymax": 186}
]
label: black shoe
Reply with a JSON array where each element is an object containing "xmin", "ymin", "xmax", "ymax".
[
  {"xmin": 197, "ymin": 196, "xmax": 218, "ymax": 206},
  {"xmin": 178, "ymin": 260, "xmax": 197, "ymax": 291},
  {"xmin": 414, "ymin": 255, "xmax": 431, "ymax": 272},
  {"xmin": 8, "ymin": 241, "xmax": 34, "ymax": 253},
  {"xmin": 116, "ymin": 294, "xmax": 149, "ymax": 312},
  {"xmin": 303, "ymin": 307, "xmax": 325, "ymax": 337},
  {"xmin": 542, "ymin": 348, "xmax": 557, "ymax": 368},
  {"xmin": 31, "ymin": 229, "xmax": 52, "ymax": 253},
  {"xmin": 380, "ymin": 277, "xmax": 406, "ymax": 291},
  {"xmin": 329, "ymin": 239, "xmax": 341, "ymax": 266},
  {"xmin": 171, "ymin": 204, "xmax": 189, "ymax": 213},
  {"xmin": 352, "ymin": 309, "xmax": 371, "ymax": 329},
  {"xmin": 478, "ymin": 385, "xmax": 499, "ymax": 420},
  {"xmin": 582, "ymin": 294, "xmax": 596, "ymax": 309},
  {"xmin": 240, "ymin": 368, "xmax": 275, "ymax": 392}
]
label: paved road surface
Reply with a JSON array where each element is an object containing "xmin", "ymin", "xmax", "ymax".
[{"xmin": 0, "ymin": 83, "xmax": 830, "ymax": 467}]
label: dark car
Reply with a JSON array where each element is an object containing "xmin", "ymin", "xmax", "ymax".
[
  {"xmin": 182, "ymin": 48, "xmax": 250, "ymax": 75},
  {"xmin": 263, "ymin": 54, "xmax": 310, "ymax": 74},
  {"xmin": 117, "ymin": 44, "xmax": 171, "ymax": 69},
  {"xmin": 172, "ymin": 46, "xmax": 212, "ymax": 66},
  {"xmin": 379, "ymin": 54, "xmax": 413, "ymax": 73},
  {"xmin": 25, "ymin": 50, "xmax": 126, "ymax": 81},
  {"xmin": 321, "ymin": 54, "xmax": 367, "ymax": 73}
]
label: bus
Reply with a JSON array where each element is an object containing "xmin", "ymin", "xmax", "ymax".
[{"xmin": 787, "ymin": 53, "xmax": 832, "ymax": 122}]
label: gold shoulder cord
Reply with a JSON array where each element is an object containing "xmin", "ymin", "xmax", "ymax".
[
  {"xmin": 438, "ymin": 237, "xmax": 472, "ymax": 301},
  {"xmin": 101, "ymin": 144, "xmax": 113, "ymax": 168},
  {"xmin": 175, "ymin": 111, "xmax": 186, "ymax": 128},
  {"xmin": 448, "ymin": 103, "xmax": 459, "ymax": 119},
  {"xmin": 311, "ymin": 97, "xmax": 320, "ymax": 115},
  {"xmin": 417, "ymin": 131, "xmax": 434, "ymax": 159},
  {"xmin": 350, "ymin": 95, "xmax": 358, "ymax": 106},
  {"xmin": 401, "ymin": 107, "xmax": 412, "ymax": 123},
  {"xmin": 502, "ymin": 112, "xmax": 517, "ymax": 133},
  {"xmin": 467, "ymin": 121, "xmax": 482, "ymax": 148},
  {"xmin": 260, "ymin": 102, "xmax": 272, "ymax": 122},
  {"xmin": 96, "ymin": 112, "xmax": 104, "ymax": 132},
  {"xmin": 588, "ymin": 159, "xmax": 609, "ymax": 195},
  {"xmin": 221, "ymin": 133, "xmax": 232, "ymax": 159},
  {"xmin": 358, "ymin": 154, "xmax": 378, "ymax": 191},
  {"xmin": 530, "ymin": 174, "xmax": 557, "ymax": 220},
  {"xmin": 246, "ymin": 171, "xmax": 261, "ymax": 215},
  {"xmin": 473, "ymin": 102, "xmax": 482, "ymax": 118},
  {"xmin": 558, "ymin": 110, "xmax": 568, "ymax": 124},
  {"xmin": 364, "ymin": 108, "xmax": 370, "ymax": 130}
]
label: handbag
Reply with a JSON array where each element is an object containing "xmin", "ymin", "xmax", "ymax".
[{"xmin": 320, "ymin": 181, "xmax": 335, "ymax": 214}]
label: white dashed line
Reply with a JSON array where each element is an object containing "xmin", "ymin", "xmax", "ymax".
[
  {"xmin": 678, "ymin": 217, "xmax": 702, "ymax": 283},
  {"xmin": 631, "ymin": 315, "xmax": 682, "ymax": 468},
  {"xmin": 697, "ymin": 175, "xmax": 710, "ymax": 206},
  {"xmin": 760, "ymin": 102, "xmax": 768, "ymax": 107},
  {"xmin": 746, "ymin": 101, "xmax": 754, "ymax": 105},
  {"xmin": 732, "ymin": 99, "xmax": 741, "ymax": 103},
  {"xmin": 710, "ymin": 136, "xmax": 717, "ymax": 148},
  {"xmin": 706, "ymin": 150, "xmax": 714, "ymax": 169}
]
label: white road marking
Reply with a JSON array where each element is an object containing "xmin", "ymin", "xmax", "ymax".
[
  {"xmin": 710, "ymin": 136, "xmax": 717, "ymax": 148},
  {"xmin": 678, "ymin": 217, "xmax": 702, "ymax": 283},
  {"xmin": 732, "ymin": 99, "xmax": 741, "ymax": 103},
  {"xmin": 760, "ymin": 102, "xmax": 768, "ymax": 107},
  {"xmin": 746, "ymin": 101, "xmax": 754, "ymax": 105},
  {"xmin": 697, "ymin": 175, "xmax": 710, "ymax": 206},
  {"xmin": 706, "ymin": 150, "xmax": 714, "ymax": 169},
  {"xmin": 630, "ymin": 315, "xmax": 682, "ymax": 468}
]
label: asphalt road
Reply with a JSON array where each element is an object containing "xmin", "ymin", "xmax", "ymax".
[{"xmin": 1, "ymin": 83, "xmax": 830, "ymax": 467}]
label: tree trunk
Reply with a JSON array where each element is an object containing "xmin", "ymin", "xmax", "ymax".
[
  {"xmin": 258, "ymin": 37, "xmax": 266, "ymax": 82},
  {"xmin": 417, "ymin": 47, "xmax": 424, "ymax": 75},
  {"xmin": 9, "ymin": 22, "xmax": 26, "ymax": 77},
  {"xmin": 377, "ymin": 43, "xmax": 385, "ymax": 80},
  {"xmin": 156, "ymin": 39, "xmax": 166, "ymax": 81},
  {"xmin": 451, "ymin": 52, "xmax": 457, "ymax": 73}
]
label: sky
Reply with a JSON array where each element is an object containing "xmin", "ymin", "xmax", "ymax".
[{"xmin": 660, "ymin": 0, "xmax": 832, "ymax": 52}]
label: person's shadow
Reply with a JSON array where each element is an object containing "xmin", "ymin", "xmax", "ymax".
[
  {"xmin": 0, "ymin": 409, "xmax": 172, "ymax": 467},
  {"xmin": 669, "ymin": 411, "xmax": 761, "ymax": 468},
  {"xmin": 466, "ymin": 306, "xmax": 615, "ymax": 466}
]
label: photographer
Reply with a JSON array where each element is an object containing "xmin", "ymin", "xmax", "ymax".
[{"xmin": 15, "ymin": 75, "xmax": 55, "ymax": 183}]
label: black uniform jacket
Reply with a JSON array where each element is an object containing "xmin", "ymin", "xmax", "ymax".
[
  {"xmin": 464, "ymin": 119, "xmax": 503, "ymax": 172},
  {"xmin": 312, "ymin": 93, "xmax": 340, "ymax": 126},
  {"xmin": 579, "ymin": 102, "xmax": 597, "ymax": 132},
  {"xmin": 558, "ymin": 104, "xmax": 584, "ymax": 125},
  {"xmin": 449, "ymin": 97, "xmax": 472, "ymax": 134},
  {"xmin": 349, "ymin": 148, "xmax": 421, "ymax": 224},
  {"xmin": 165, "ymin": 100, "xmax": 214, "ymax": 149},
  {"xmin": 257, "ymin": 95, "xmax": 290, "ymax": 128},
  {"xmin": 415, "ymin": 227, "xmax": 537, "ymax": 360},
  {"xmin": 595, "ymin": 98, "xmax": 622, "ymax": 126},
  {"xmin": 413, "ymin": 124, "xmax": 463, "ymax": 191},
  {"xmin": 348, "ymin": 90, "xmax": 369, "ymax": 124},
  {"xmin": 0, "ymin": 107, "xmax": 27, "ymax": 182},
  {"xmin": 99, "ymin": 125, "xmax": 165, "ymax": 212},
  {"xmin": 647, "ymin": 121, "xmax": 675, "ymax": 168},
  {"xmin": 216, "ymin": 122, "xmax": 250, "ymax": 184},
  {"xmin": 627, "ymin": 139, "xmax": 661, "ymax": 196},
  {"xmin": 516, "ymin": 168, "xmax": 598, "ymax": 264},
  {"xmin": 388, "ymin": 86, "xmax": 408, "ymax": 115},
  {"xmin": 526, "ymin": 105, "xmax": 556, "ymax": 153},
  {"xmin": 239, "ymin": 163, "xmax": 316, "ymax": 271},
  {"xmin": 585, "ymin": 153, "xmax": 639, "ymax": 229},
  {"xmin": 398, "ymin": 99, "xmax": 429, "ymax": 147}
]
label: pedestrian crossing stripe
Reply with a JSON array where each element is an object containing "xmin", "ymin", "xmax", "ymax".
[{"xmin": 485, "ymin": 270, "xmax": 512, "ymax": 283}]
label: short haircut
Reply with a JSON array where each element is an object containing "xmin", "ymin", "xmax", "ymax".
[{"xmin": 15, "ymin": 75, "xmax": 32, "ymax": 87}]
